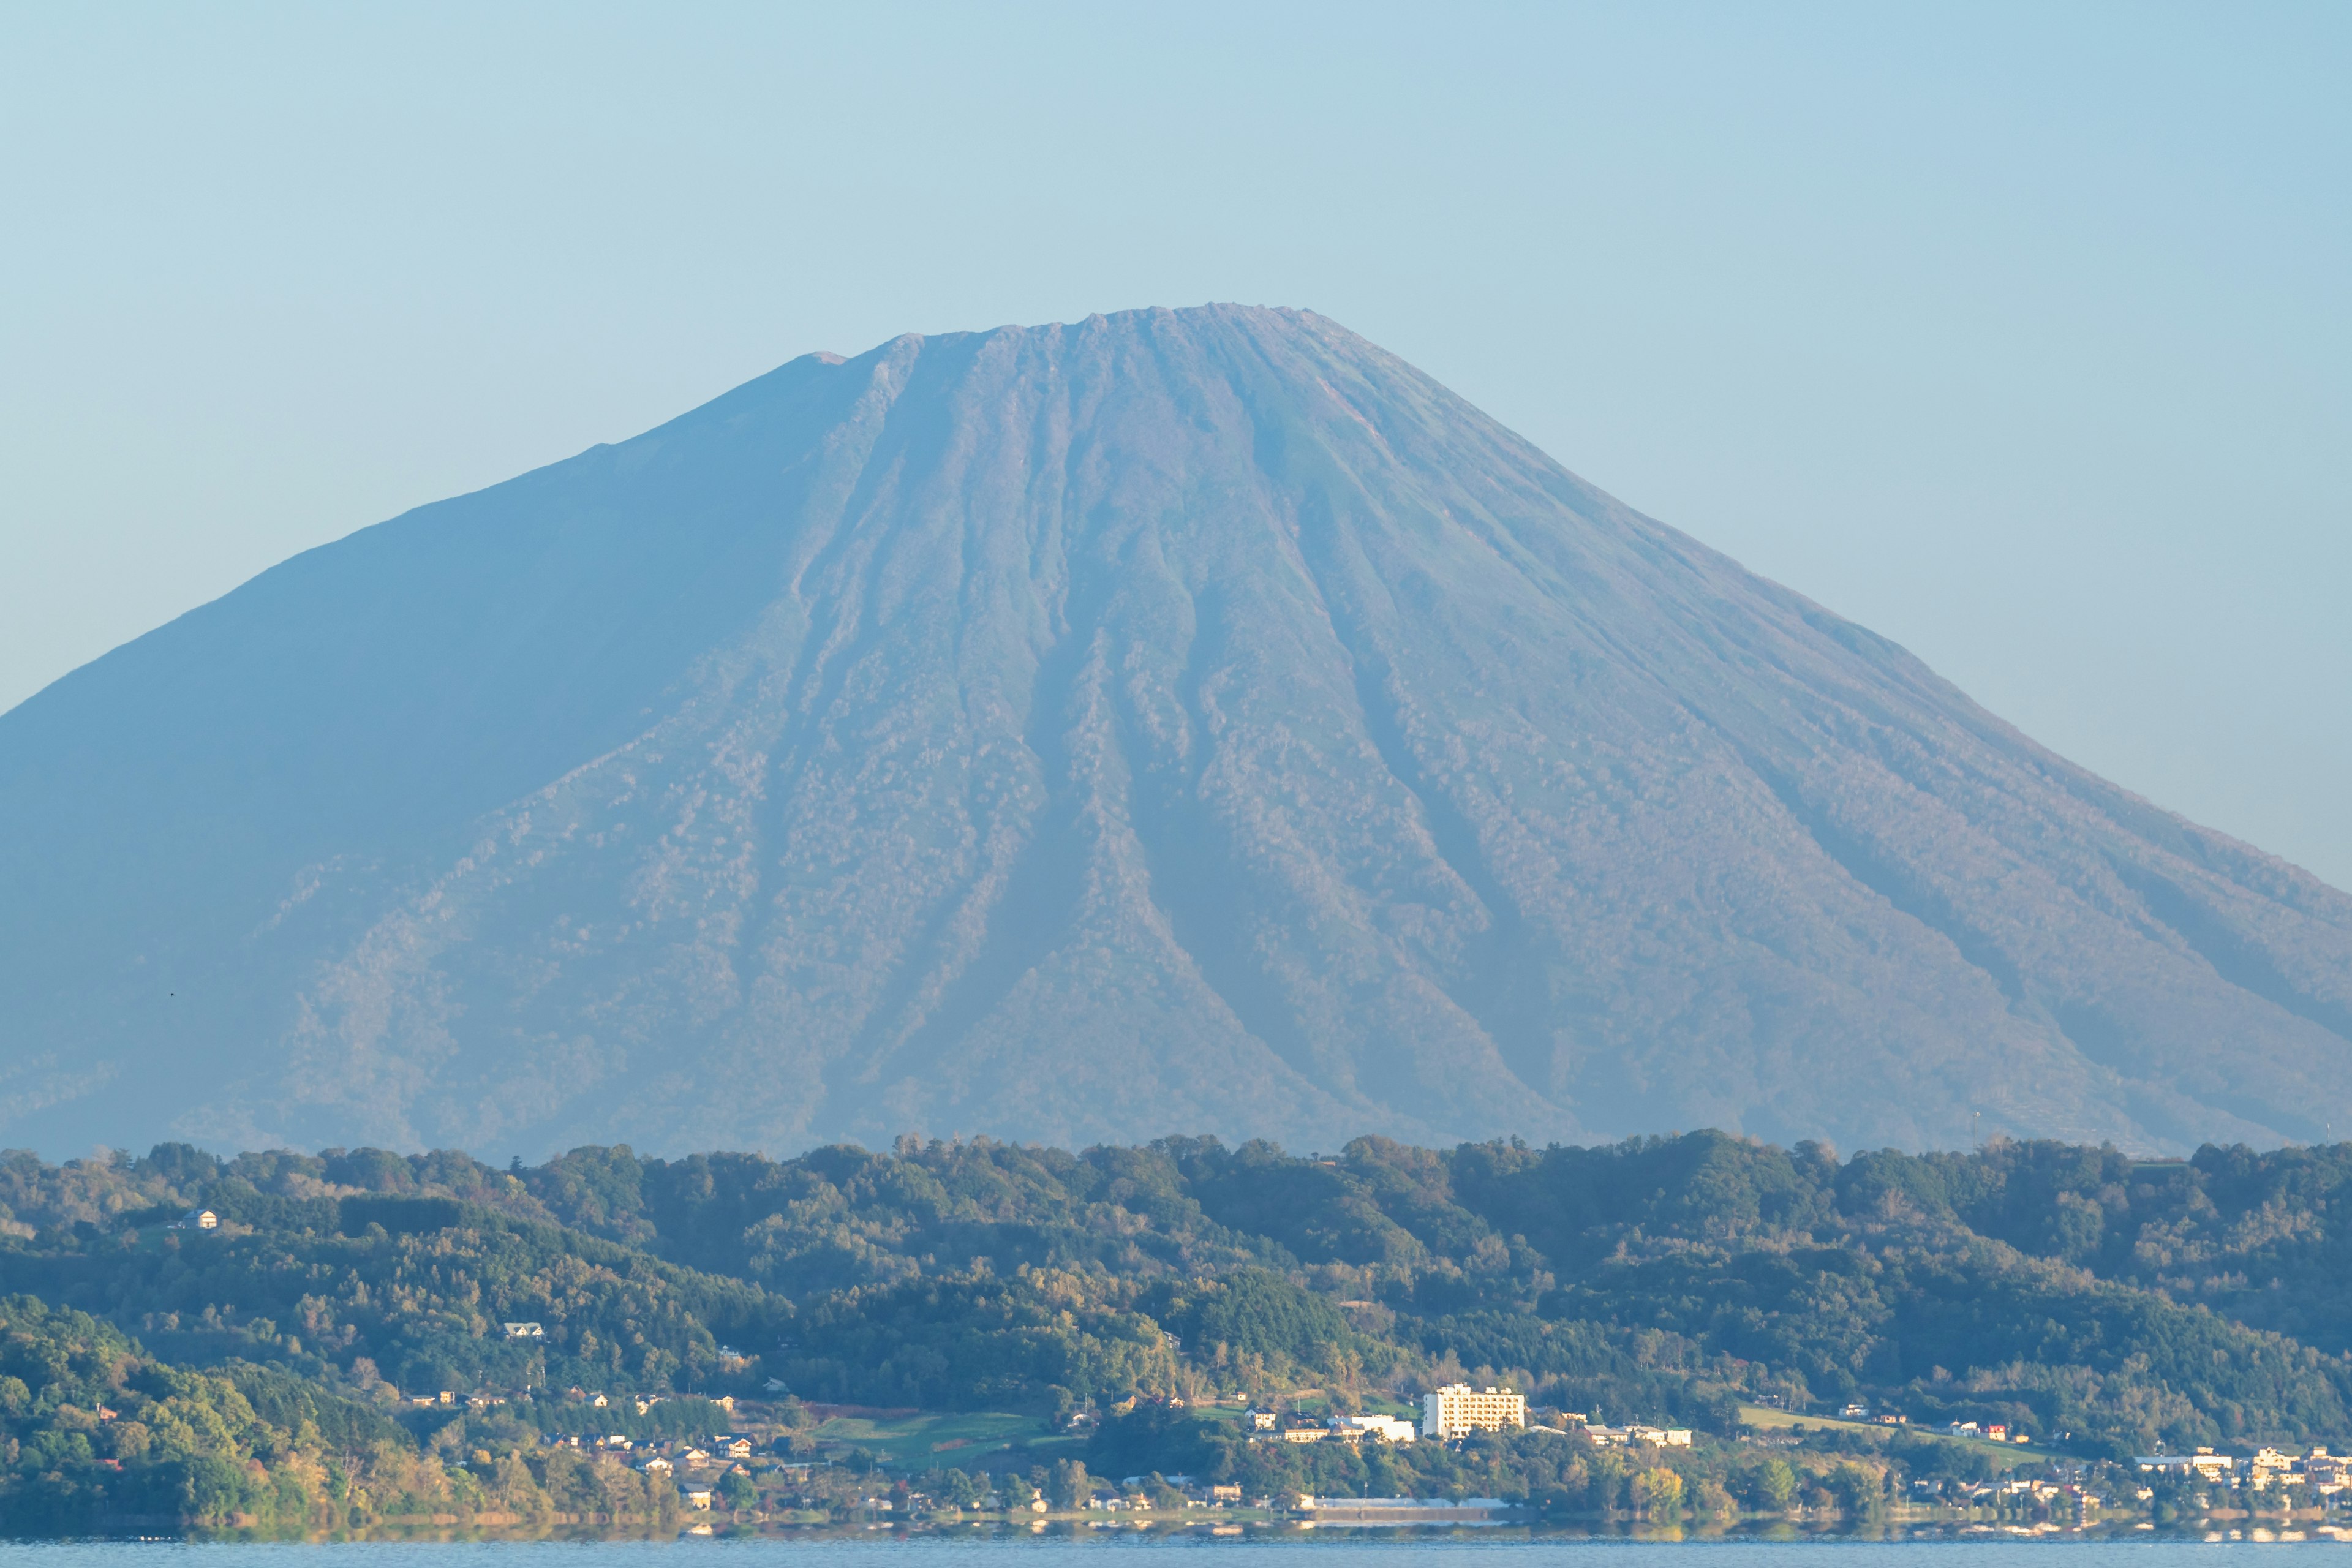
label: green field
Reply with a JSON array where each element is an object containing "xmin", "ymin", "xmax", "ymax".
[
  {"xmin": 809, "ymin": 1409, "xmax": 1085, "ymax": 1468},
  {"xmin": 1738, "ymin": 1405, "xmax": 2041, "ymax": 1469}
]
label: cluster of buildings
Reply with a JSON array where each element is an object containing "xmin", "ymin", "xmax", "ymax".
[
  {"xmin": 1835, "ymin": 1403, "xmax": 2037, "ymax": 1446},
  {"xmin": 1238, "ymin": 1385, "xmax": 1691, "ymax": 1449},
  {"xmin": 388, "ymin": 1382, "xmax": 741, "ymax": 1420},
  {"xmin": 549, "ymin": 1431, "xmax": 756, "ymax": 1465},
  {"xmin": 1241, "ymin": 1383, "xmax": 1528, "ymax": 1445},
  {"xmin": 1247, "ymin": 1409, "xmax": 1420, "ymax": 1446},
  {"xmin": 400, "ymin": 1389, "xmax": 519, "ymax": 1412},
  {"xmin": 1944, "ymin": 1419, "xmax": 2029, "ymax": 1444},
  {"xmin": 1085, "ymin": 1479, "xmax": 1246, "ymax": 1511},
  {"xmin": 2136, "ymin": 1447, "xmax": 2352, "ymax": 1494},
  {"xmin": 543, "ymin": 1387, "xmax": 736, "ymax": 1415},
  {"xmin": 533, "ymin": 1428, "xmax": 761, "ymax": 1509},
  {"xmin": 1840, "ymin": 1401, "xmax": 1912, "ymax": 1427},
  {"xmin": 1911, "ymin": 1476, "xmax": 2106, "ymax": 1510},
  {"xmin": 1574, "ymin": 1422, "xmax": 1695, "ymax": 1449}
]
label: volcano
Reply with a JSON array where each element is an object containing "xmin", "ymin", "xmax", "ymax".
[{"xmin": 4, "ymin": 305, "xmax": 2348, "ymax": 1158}]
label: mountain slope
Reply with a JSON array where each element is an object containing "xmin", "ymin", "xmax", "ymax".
[{"xmin": 3, "ymin": 304, "xmax": 2348, "ymax": 1156}]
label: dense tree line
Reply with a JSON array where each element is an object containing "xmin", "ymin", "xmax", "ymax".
[
  {"xmin": 0, "ymin": 1295, "xmax": 720, "ymax": 1533},
  {"xmin": 3, "ymin": 1124, "xmax": 2352, "ymax": 1513},
  {"xmin": 2, "ymin": 1194, "xmax": 782, "ymax": 1403}
]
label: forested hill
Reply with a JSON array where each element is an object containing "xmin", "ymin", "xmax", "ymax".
[{"xmin": 6, "ymin": 1131, "xmax": 2352, "ymax": 1469}]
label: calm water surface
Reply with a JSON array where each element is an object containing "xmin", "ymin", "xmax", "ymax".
[{"xmin": 0, "ymin": 1537, "xmax": 2334, "ymax": 1567}]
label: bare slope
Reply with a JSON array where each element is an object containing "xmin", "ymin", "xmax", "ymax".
[{"xmin": 3, "ymin": 305, "xmax": 2348, "ymax": 1156}]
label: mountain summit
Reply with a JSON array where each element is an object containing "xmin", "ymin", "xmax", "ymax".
[{"xmin": 6, "ymin": 305, "xmax": 2348, "ymax": 1158}]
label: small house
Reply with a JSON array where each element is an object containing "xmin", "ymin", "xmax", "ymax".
[{"xmin": 685, "ymin": 1487, "xmax": 714, "ymax": 1510}]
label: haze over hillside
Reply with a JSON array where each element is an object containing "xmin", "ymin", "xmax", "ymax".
[{"xmin": 3, "ymin": 304, "xmax": 2348, "ymax": 1159}]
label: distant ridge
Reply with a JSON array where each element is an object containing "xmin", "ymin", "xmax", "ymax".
[{"xmin": 2, "ymin": 304, "xmax": 2348, "ymax": 1157}]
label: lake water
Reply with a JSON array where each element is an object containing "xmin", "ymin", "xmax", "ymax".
[{"xmin": 0, "ymin": 1532, "xmax": 2330, "ymax": 1566}]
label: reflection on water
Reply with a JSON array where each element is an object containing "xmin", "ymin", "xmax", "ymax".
[{"xmin": 0, "ymin": 1519, "xmax": 2316, "ymax": 1561}]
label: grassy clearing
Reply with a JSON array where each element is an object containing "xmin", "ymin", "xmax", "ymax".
[
  {"xmin": 1738, "ymin": 1404, "xmax": 2040, "ymax": 1469},
  {"xmin": 810, "ymin": 1409, "xmax": 1084, "ymax": 1467}
]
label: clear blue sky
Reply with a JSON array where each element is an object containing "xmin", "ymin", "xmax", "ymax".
[{"xmin": 4, "ymin": 2, "xmax": 2346, "ymax": 886}]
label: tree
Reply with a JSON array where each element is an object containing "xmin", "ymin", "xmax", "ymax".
[
  {"xmin": 1631, "ymin": 1466, "xmax": 1684, "ymax": 1518},
  {"xmin": 1743, "ymin": 1458, "xmax": 1797, "ymax": 1513},
  {"xmin": 1049, "ymin": 1458, "xmax": 1094, "ymax": 1509},
  {"xmin": 718, "ymin": 1469, "xmax": 757, "ymax": 1510},
  {"xmin": 1826, "ymin": 1461, "xmax": 1881, "ymax": 1517}
]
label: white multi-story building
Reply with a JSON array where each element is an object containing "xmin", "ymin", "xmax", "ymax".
[
  {"xmin": 1422, "ymin": 1384, "xmax": 1526, "ymax": 1440},
  {"xmin": 1336, "ymin": 1414, "xmax": 1418, "ymax": 1444}
]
